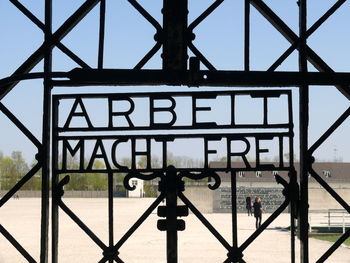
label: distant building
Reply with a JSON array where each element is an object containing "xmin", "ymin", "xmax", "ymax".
[
  {"xmin": 209, "ymin": 161, "xmax": 350, "ymax": 188},
  {"xmin": 209, "ymin": 162, "xmax": 350, "ymax": 212},
  {"xmin": 127, "ymin": 178, "xmax": 144, "ymax": 198}
]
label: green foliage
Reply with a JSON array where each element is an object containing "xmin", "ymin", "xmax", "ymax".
[
  {"xmin": 0, "ymin": 151, "xmax": 32, "ymax": 190},
  {"xmin": 143, "ymin": 182, "xmax": 158, "ymax": 197},
  {"xmin": 60, "ymin": 173, "xmax": 108, "ymax": 191},
  {"xmin": 312, "ymin": 234, "xmax": 350, "ymax": 246},
  {"xmin": 0, "ymin": 150, "xmax": 212, "ymax": 192}
]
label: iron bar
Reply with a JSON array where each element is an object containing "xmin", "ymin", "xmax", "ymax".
[
  {"xmin": 98, "ymin": 0, "xmax": 106, "ymax": 69},
  {"xmin": 298, "ymin": 0, "xmax": 309, "ymax": 262},
  {"xmin": 239, "ymin": 199, "xmax": 290, "ymax": 252},
  {"xmin": 51, "ymin": 98, "xmax": 59, "ymax": 263},
  {"xmin": 244, "ymin": 0, "xmax": 250, "ymax": 71},
  {"xmin": 0, "ymin": 72, "xmax": 68, "ymax": 86},
  {"xmin": 162, "ymin": 0, "xmax": 188, "ymax": 71},
  {"xmin": 231, "ymin": 171, "xmax": 238, "ymax": 249},
  {"xmin": 178, "ymin": 192, "xmax": 232, "ymax": 251},
  {"xmin": 55, "ymin": 43, "xmax": 91, "ymax": 69},
  {"xmin": 57, "ymin": 132, "xmax": 292, "ymax": 142},
  {"xmin": 113, "ymin": 194, "xmax": 165, "ymax": 250},
  {"xmin": 165, "ymin": 167, "xmax": 178, "ymax": 263},
  {"xmin": 59, "ymin": 166, "xmax": 292, "ymax": 174},
  {"xmin": 40, "ymin": 1, "xmax": 52, "ymax": 261},
  {"xmin": 309, "ymin": 169, "xmax": 350, "ymax": 213},
  {"xmin": 0, "ymin": 0, "xmax": 101, "ymax": 99},
  {"xmin": 58, "ymin": 199, "xmax": 108, "ymax": 250},
  {"xmin": 289, "ymin": 169, "xmax": 297, "ymax": 263},
  {"xmin": 0, "ymin": 224, "xmax": 36, "ymax": 263},
  {"xmin": 9, "ymin": 0, "xmax": 90, "ymax": 69},
  {"xmin": 188, "ymin": 0, "xmax": 224, "ymax": 31},
  {"xmin": 10, "ymin": 0, "xmax": 45, "ymax": 31},
  {"xmin": 134, "ymin": 42, "xmax": 162, "ymax": 70},
  {"xmin": 316, "ymin": 229, "xmax": 350, "ymax": 263},
  {"xmin": 52, "ymin": 68, "xmax": 350, "ymax": 87},
  {"xmin": 250, "ymin": 0, "xmax": 350, "ymax": 99},
  {"xmin": 0, "ymin": 102, "xmax": 42, "ymax": 149},
  {"xmin": 307, "ymin": 0, "xmax": 347, "ymax": 37},
  {"xmin": 267, "ymin": 43, "xmax": 297, "ymax": 72},
  {"xmin": 187, "ymin": 43, "xmax": 216, "ymax": 71},
  {"xmin": 309, "ymin": 107, "xmax": 350, "ymax": 154},
  {"xmin": 128, "ymin": 0, "xmax": 162, "ymax": 32},
  {"xmin": 268, "ymin": 0, "xmax": 346, "ymax": 72},
  {"xmin": 108, "ymin": 172, "xmax": 114, "ymax": 263},
  {"xmin": 0, "ymin": 163, "xmax": 41, "ymax": 207}
]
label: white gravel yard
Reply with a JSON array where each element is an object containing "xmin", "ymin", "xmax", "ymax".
[{"xmin": 1, "ymin": 198, "xmax": 349, "ymax": 262}]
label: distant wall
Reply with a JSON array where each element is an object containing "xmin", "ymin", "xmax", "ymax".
[
  {"xmin": 213, "ymin": 186, "xmax": 287, "ymax": 213},
  {"xmin": 13, "ymin": 190, "xmax": 108, "ymax": 198},
  {"xmin": 181, "ymin": 186, "xmax": 214, "ymax": 213},
  {"xmin": 309, "ymin": 188, "xmax": 350, "ymax": 210},
  {"xmin": 10, "ymin": 186, "xmax": 350, "ymax": 214}
]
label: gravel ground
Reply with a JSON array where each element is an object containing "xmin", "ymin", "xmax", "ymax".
[{"xmin": 1, "ymin": 198, "xmax": 349, "ymax": 262}]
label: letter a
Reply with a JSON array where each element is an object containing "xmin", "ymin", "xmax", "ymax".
[{"xmin": 63, "ymin": 98, "xmax": 93, "ymax": 129}]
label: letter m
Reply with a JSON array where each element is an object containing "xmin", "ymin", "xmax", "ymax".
[{"xmin": 62, "ymin": 139, "xmax": 85, "ymax": 170}]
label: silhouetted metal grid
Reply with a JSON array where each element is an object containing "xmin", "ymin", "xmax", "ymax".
[{"xmin": 0, "ymin": 0, "xmax": 349, "ymax": 263}]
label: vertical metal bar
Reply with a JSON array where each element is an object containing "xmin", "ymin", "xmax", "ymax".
[
  {"xmin": 166, "ymin": 166, "xmax": 178, "ymax": 263},
  {"xmin": 263, "ymin": 97, "xmax": 268, "ymax": 125},
  {"xmin": 52, "ymin": 97, "xmax": 59, "ymax": 263},
  {"xmin": 108, "ymin": 172, "xmax": 114, "ymax": 263},
  {"xmin": 98, "ymin": 0, "xmax": 106, "ymax": 69},
  {"xmin": 289, "ymin": 89, "xmax": 296, "ymax": 263},
  {"xmin": 162, "ymin": 0, "xmax": 188, "ymax": 72},
  {"xmin": 298, "ymin": 0, "xmax": 309, "ymax": 262},
  {"xmin": 41, "ymin": 0, "xmax": 52, "ymax": 262},
  {"xmin": 231, "ymin": 171, "xmax": 238, "ymax": 249},
  {"xmin": 290, "ymin": 169, "xmax": 297, "ymax": 263},
  {"xmin": 244, "ymin": 0, "xmax": 250, "ymax": 71}
]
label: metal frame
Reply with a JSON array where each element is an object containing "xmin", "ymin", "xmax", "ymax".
[{"xmin": 0, "ymin": 0, "xmax": 349, "ymax": 262}]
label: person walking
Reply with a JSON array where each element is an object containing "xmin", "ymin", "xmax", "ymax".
[
  {"xmin": 245, "ymin": 196, "xmax": 253, "ymax": 216},
  {"xmin": 253, "ymin": 197, "xmax": 263, "ymax": 229}
]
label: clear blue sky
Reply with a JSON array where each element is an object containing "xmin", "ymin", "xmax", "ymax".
[{"xmin": 0, "ymin": 0, "xmax": 349, "ymax": 164}]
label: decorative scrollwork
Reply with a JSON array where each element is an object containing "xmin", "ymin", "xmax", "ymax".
[
  {"xmin": 123, "ymin": 171, "xmax": 164, "ymax": 191},
  {"xmin": 179, "ymin": 170, "xmax": 221, "ymax": 190},
  {"xmin": 53, "ymin": 175, "xmax": 70, "ymax": 199}
]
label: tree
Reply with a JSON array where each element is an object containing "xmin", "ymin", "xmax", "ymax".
[{"xmin": 0, "ymin": 151, "xmax": 30, "ymax": 190}]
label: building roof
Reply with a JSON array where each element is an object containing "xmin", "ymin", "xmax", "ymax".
[{"xmin": 209, "ymin": 161, "xmax": 350, "ymax": 183}]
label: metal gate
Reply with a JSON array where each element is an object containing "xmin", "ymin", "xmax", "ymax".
[{"xmin": 1, "ymin": 1, "xmax": 350, "ymax": 262}]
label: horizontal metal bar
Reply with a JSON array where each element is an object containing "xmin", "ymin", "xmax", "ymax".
[
  {"xmin": 53, "ymin": 88, "xmax": 291, "ymax": 99},
  {"xmin": 57, "ymin": 131, "xmax": 292, "ymax": 140},
  {"xmin": 56, "ymin": 124, "xmax": 291, "ymax": 132},
  {"xmin": 57, "ymin": 166, "xmax": 293, "ymax": 174},
  {"xmin": 50, "ymin": 69, "xmax": 350, "ymax": 87}
]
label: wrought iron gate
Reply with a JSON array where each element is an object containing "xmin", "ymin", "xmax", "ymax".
[{"xmin": 1, "ymin": 0, "xmax": 350, "ymax": 262}]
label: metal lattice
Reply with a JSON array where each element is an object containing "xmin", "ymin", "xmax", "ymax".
[{"xmin": 0, "ymin": 0, "xmax": 350, "ymax": 262}]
